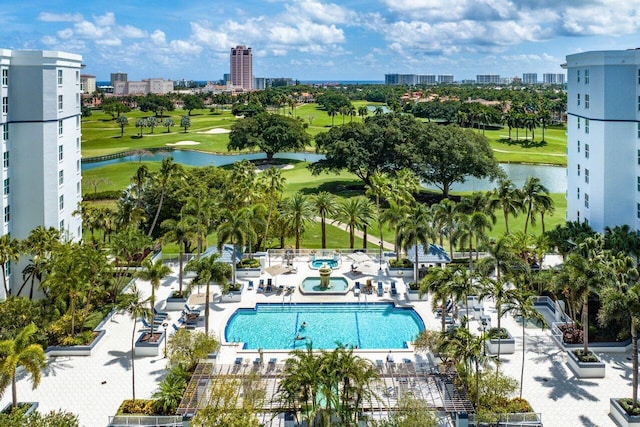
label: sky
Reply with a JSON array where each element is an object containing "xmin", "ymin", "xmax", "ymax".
[{"xmin": 1, "ymin": 0, "xmax": 640, "ymax": 82}]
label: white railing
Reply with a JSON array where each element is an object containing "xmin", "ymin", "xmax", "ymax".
[
  {"xmin": 468, "ymin": 412, "xmax": 542, "ymax": 426},
  {"xmin": 108, "ymin": 415, "xmax": 182, "ymax": 426}
]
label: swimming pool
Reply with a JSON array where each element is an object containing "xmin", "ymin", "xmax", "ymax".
[
  {"xmin": 300, "ymin": 277, "xmax": 349, "ymax": 294},
  {"xmin": 225, "ymin": 303, "xmax": 424, "ymax": 350},
  {"xmin": 310, "ymin": 259, "xmax": 339, "ymax": 269}
]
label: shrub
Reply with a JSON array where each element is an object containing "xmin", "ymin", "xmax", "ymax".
[
  {"xmin": 503, "ymin": 397, "xmax": 533, "ymax": 413},
  {"xmin": 237, "ymin": 258, "xmax": 260, "ymax": 268},
  {"xmin": 389, "ymin": 258, "xmax": 412, "ymax": 268},
  {"xmin": 487, "ymin": 327, "xmax": 509, "ymax": 339},
  {"xmin": 118, "ymin": 399, "xmax": 155, "ymax": 415},
  {"xmin": 408, "ymin": 281, "xmax": 420, "ymax": 291},
  {"xmin": 82, "ymin": 190, "xmax": 122, "ymax": 200},
  {"xmin": 619, "ymin": 398, "xmax": 640, "ymax": 416},
  {"xmin": 573, "ymin": 349, "xmax": 599, "ymax": 362},
  {"xmin": 170, "ymin": 290, "xmax": 188, "ymax": 299}
]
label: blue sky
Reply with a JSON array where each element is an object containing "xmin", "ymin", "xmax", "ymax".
[{"xmin": 2, "ymin": 0, "xmax": 640, "ymax": 81}]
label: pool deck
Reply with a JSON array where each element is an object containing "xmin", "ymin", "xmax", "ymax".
[{"xmin": 0, "ymin": 253, "xmax": 633, "ymax": 426}]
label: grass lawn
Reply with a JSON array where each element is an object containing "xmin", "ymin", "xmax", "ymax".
[{"xmin": 483, "ymin": 125, "xmax": 566, "ymax": 166}]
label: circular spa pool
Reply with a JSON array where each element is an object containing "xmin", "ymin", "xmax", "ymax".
[
  {"xmin": 225, "ymin": 303, "xmax": 425, "ymax": 350},
  {"xmin": 310, "ymin": 259, "xmax": 339, "ymax": 269},
  {"xmin": 300, "ymin": 277, "xmax": 349, "ymax": 294}
]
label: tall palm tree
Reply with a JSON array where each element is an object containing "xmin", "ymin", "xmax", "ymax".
[
  {"xmin": 381, "ymin": 201, "xmax": 409, "ymax": 259},
  {"xmin": 258, "ymin": 167, "xmax": 286, "ymax": 251},
  {"xmin": 182, "ymin": 195, "xmax": 214, "ymax": 257},
  {"xmin": 358, "ymin": 198, "xmax": 376, "ymax": 250},
  {"xmin": 521, "ymin": 176, "xmax": 552, "ymax": 234},
  {"xmin": 216, "ymin": 208, "xmax": 253, "ymax": 286},
  {"xmin": 136, "ymin": 259, "xmax": 171, "ymax": 335},
  {"xmin": 0, "ymin": 323, "xmax": 46, "ymax": 409},
  {"xmin": 327, "ymin": 105, "xmax": 338, "ymax": 127},
  {"xmin": 598, "ymin": 264, "xmax": 640, "ymax": 411},
  {"xmin": 335, "ymin": 197, "xmax": 368, "ymax": 249},
  {"xmin": 186, "ymin": 253, "xmax": 231, "ymax": 334},
  {"xmin": 280, "ymin": 193, "xmax": 314, "ymax": 250},
  {"xmin": 489, "ymin": 179, "xmax": 522, "ymax": 235},
  {"xmin": 118, "ymin": 285, "xmax": 151, "ymax": 401},
  {"xmin": 432, "ymin": 199, "xmax": 458, "ymax": 258},
  {"xmin": 503, "ymin": 288, "xmax": 545, "ymax": 398},
  {"xmin": 311, "ymin": 192, "xmax": 338, "ymax": 249},
  {"xmin": 277, "ymin": 343, "xmax": 323, "ymax": 424},
  {"xmin": 148, "ymin": 157, "xmax": 181, "ymax": 237},
  {"xmin": 0, "ymin": 235, "xmax": 20, "ymax": 297},
  {"xmin": 161, "ymin": 216, "xmax": 196, "ymax": 296},
  {"xmin": 397, "ymin": 204, "xmax": 435, "ymax": 284},
  {"xmin": 421, "ymin": 267, "xmax": 456, "ymax": 332},
  {"xmin": 18, "ymin": 226, "xmax": 61, "ymax": 299}
]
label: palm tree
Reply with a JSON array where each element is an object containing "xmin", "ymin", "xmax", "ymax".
[
  {"xmin": 421, "ymin": 267, "xmax": 456, "ymax": 332},
  {"xmin": 161, "ymin": 217, "xmax": 195, "ymax": 296},
  {"xmin": 358, "ymin": 198, "xmax": 376, "ymax": 250},
  {"xmin": 0, "ymin": 323, "xmax": 46, "ymax": 409},
  {"xmin": 116, "ymin": 115, "xmax": 128, "ymax": 137},
  {"xmin": 432, "ymin": 199, "xmax": 458, "ymax": 257},
  {"xmin": 148, "ymin": 157, "xmax": 181, "ymax": 237},
  {"xmin": 182, "ymin": 195, "xmax": 213, "ymax": 257},
  {"xmin": 0, "ymin": 235, "xmax": 20, "ymax": 297},
  {"xmin": 327, "ymin": 105, "xmax": 338, "ymax": 127},
  {"xmin": 18, "ymin": 226, "xmax": 61, "ymax": 299},
  {"xmin": 280, "ymin": 193, "xmax": 314, "ymax": 250},
  {"xmin": 381, "ymin": 201, "xmax": 409, "ymax": 259},
  {"xmin": 131, "ymin": 164, "xmax": 149, "ymax": 209},
  {"xmin": 118, "ymin": 285, "xmax": 151, "ymax": 401},
  {"xmin": 163, "ymin": 118, "xmax": 174, "ymax": 133},
  {"xmin": 598, "ymin": 263, "xmax": 640, "ymax": 411},
  {"xmin": 216, "ymin": 208, "xmax": 253, "ymax": 286},
  {"xmin": 503, "ymin": 288, "xmax": 545, "ymax": 398},
  {"xmin": 277, "ymin": 343, "xmax": 323, "ymax": 424},
  {"xmin": 311, "ymin": 192, "xmax": 338, "ymax": 249},
  {"xmin": 397, "ymin": 204, "xmax": 434, "ymax": 282},
  {"xmin": 258, "ymin": 167, "xmax": 286, "ymax": 251},
  {"xmin": 186, "ymin": 253, "xmax": 231, "ymax": 334},
  {"xmin": 521, "ymin": 176, "xmax": 552, "ymax": 234},
  {"xmin": 136, "ymin": 259, "xmax": 171, "ymax": 335},
  {"xmin": 365, "ymin": 172, "xmax": 391, "ymax": 256},
  {"xmin": 489, "ymin": 179, "xmax": 522, "ymax": 235},
  {"xmin": 335, "ymin": 197, "xmax": 368, "ymax": 249}
]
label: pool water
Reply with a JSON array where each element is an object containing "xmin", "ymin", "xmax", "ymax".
[
  {"xmin": 311, "ymin": 259, "xmax": 339, "ymax": 268},
  {"xmin": 301, "ymin": 277, "xmax": 349, "ymax": 292},
  {"xmin": 225, "ymin": 303, "xmax": 424, "ymax": 350}
]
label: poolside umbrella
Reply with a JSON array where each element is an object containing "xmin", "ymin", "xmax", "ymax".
[
  {"xmin": 188, "ymin": 293, "xmax": 206, "ymax": 306},
  {"xmin": 347, "ymin": 252, "xmax": 370, "ymax": 263},
  {"xmin": 265, "ymin": 264, "xmax": 291, "ymax": 288}
]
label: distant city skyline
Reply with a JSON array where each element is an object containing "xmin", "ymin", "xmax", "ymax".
[{"xmin": 2, "ymin": 1, "xmax": 640, "ymax": 81}]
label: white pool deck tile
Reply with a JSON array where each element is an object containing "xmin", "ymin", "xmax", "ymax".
[{"xmin": 0, "ymin": 255, "xmax": 631, "ymax": 426}]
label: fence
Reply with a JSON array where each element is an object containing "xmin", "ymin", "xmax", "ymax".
[
  {"xmin": 108, "ymin": 415, "xmax": 183, "ymax": 426},
  {"xmin": 468, "ymin": 412, "xmax": 542, "ymax": 426}
]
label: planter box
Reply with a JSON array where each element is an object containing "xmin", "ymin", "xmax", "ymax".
[
  {"xmin": 567, "ymin": 350, "xmax": 606, "ymax": 378},
  {"xmin": 164, "ymin": 295, "xmax": 188, "ymax": 311},
  {"xmin": 46, "ymin": 329, "xmax": 107, "ymax": 357},
  {"xmin": 236, "ymin": 267, "xmax": 261, "ymax": 278},
  {"xmin": 2, "ymin": 402, "xmax": 38, "ymax": 417},
  {"xmin": 611, "ymin": 398, "xmax": 640, "ymax": 427},
  {"xmin": 219, "ymin": 287, "xmax": 243, "ymax": 303},
  {"xmin": 485, "ymin": 331, "xmax": 516, "ymax": 355},
  {"xmin": 406, "ymin": 289, "xmax": 426, "ymax": 301},
  {"xmin": 387, "ymin": 267, "xmax": 414, "ymax": 280},
  {"xmin": 134, "ymin": 330, "xmax": 166, "ymax": 357}
]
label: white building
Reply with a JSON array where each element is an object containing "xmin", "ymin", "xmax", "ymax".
[
  {"xmin": 0, "ymin": 49, "xmax": 83, "ymax": 295},
  {"xmin": 543, "ymin": 73, "xmax": 565, "ymax": 84},
  {"xmin": 565, "ymin": 49, "xmax": 640, "ymax": 232},
  {"xmin": 522, "ymin": 73, "xmax": 538, "ymax": 84},
  {"xmin": 113, "ymin": 78, "xmax": 174, "ymax": 96}
]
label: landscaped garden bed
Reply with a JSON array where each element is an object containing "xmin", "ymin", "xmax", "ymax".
[
  {"xmin": 610, "ymin": 398, "xmax": 640, "ymax": 427},
  {"xmin": 387, "ymin": 258, "xmax": 414, "ymax": 279},
  {"xmin": 134, "ymin": 331, "xmax": 166, "ymax": 357},
  {"xmin": 485, "ymin": 327, "xmax": 515, "ymax": 355},
  {"xmin": 567, "ymin": 349, "xmax": 605, "ymax": 378}
]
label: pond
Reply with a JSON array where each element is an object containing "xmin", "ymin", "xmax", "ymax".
[{"xmin": 82, "ymin": 150, "xmax": 566, "ymax": 193}]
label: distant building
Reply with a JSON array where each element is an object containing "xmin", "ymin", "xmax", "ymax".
[
  {"xmin": 416, "ymin": 75, "xmax": 436, "ymax": 85},
  {"xmin": 0, "ymin": 49, "xmax": 83, "ymax": 295},
  {"xmin": 223, "ymin": 73, "xmax": 231, "ymax": 85},
  {"xmin": 113, "ymin": 78, "xmax": 174, "ymax": 96},
  {"xmin": 476, "ymin": 74, "xmax": 501, "ymax": 84},
  {"xmin": 80, "ymin": 74, "xmax": 96, "ymax": 93},
  {"xmin": 110, "ymin": 72, "xmax": 127, "ymax": 87},
  {"xmin": 230, "ymin": 45, "xmax": 253, "ymax": 90},
  {"xmin": 542, "ymin": 73, "xmax": 565, "ymax": 84},
  {"xmin": 522, "ymin": 73, "xmax": 538, "ymax": 84},
  {"xmin": 565, "ymin": 49, "xmax": 640, "ymax": 232},
  {"xmin": 385, "ymin": 74, "xmax": 415, "ymax": 85},
  {"xmin": 437, "ymin": 75, "xmax": 454, "ymax": 84}
]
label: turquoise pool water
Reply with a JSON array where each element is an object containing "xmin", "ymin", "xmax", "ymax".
[
  {"xmin": 225, "ymin": 303, "xmax": 424, "ymax": 350},
  {"xmin": 301, "ymin": 277, "xmax": 349, "ymax": 293},
  {"xmin": 310, "ymin": 259, "xmax": 338, "ymax": 268}
]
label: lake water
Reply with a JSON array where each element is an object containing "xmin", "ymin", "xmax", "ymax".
[{"xmin": 82, "ymin": 150, "xmax": 566, "ymax": 193}]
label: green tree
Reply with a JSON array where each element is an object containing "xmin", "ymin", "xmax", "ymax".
[
  {"xmin": 228, "ymin": 112, "xmax": 310, "ymax": 162},
  {"xmin": 187, "ymin": 249, "xmax": 231, "ymax": 334},
  {"xmin": 0, "ymin": 323, "xmax": 46, "ymax": 409},
  {"xmin": 148, "ymin": 157, "xmax": 182, "ymax": 237},
  {"xmin": 335, "ymin": 197, "xmax": 368, "ymax": 249},
  {"xmin": 0, "ymin": 235, "xmax": 20, "ymax": 297},
  {"xmin": 152, "ymin": 369, "xmax": 187, "ymax": 415},
  {"xmin": 163, "ymin": 118, "xmax": 174, "ymax": 133},
  {"xmin": 183, "ymin": 94, "xmax": 205, "ymax": 115},
  {"xmin": 135, "ymin": 117, "xmax": 148, "ymax": 137},
  {"xmin": 116, "ymin": 115, "xmax": 128, "ymax": 137},
  {"xmin": 180, "ymin": 115, "xmax": 191, "ymax": 133},
  {"xmin": 167, "ymin": 329, "xmax": 219, "ymax": 372},
  {"xmin": 521, "ymin": 176, "xmax": 553, "ymax": 234},
  {"xmin": 161, "ymin": 216, "xmax": 195, "ymax": 296},
  {"xmin": 147, "ymin": 116, "xmax": 158, "ymax": 134},
  {"xmin": 489, "ymin": 179, "xmax": 523, "ymax": 235},
  {"xmin": 216, "ymin": 208, "xmax": 253, "ymax": 286},
  {"xmin": 311, "ymin": 191, "xmax": 338, "ymax": 249},
  {"xmin": 280, "ymin": 193, "xmax": 314, "ymax": 250},
  {"xmin": 397, "ymin": 204, "xmax": 434, "ymax": 281},
  {"xmin": 258, "ymin": 167, "xmax": 286, "ymax": 251},
  {"xmin": 136, "ymin": 259, "xmax": 171, "ymax": 335}
]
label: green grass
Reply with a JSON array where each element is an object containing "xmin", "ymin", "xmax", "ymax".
[{"xmin": 483, "ymin": 125, "xmax": 566, "ymax": 166}]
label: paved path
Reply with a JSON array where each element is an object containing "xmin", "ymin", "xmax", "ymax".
[{"xmin": 314, "ymin": 217, "xmax": 395, "ymax": 250}]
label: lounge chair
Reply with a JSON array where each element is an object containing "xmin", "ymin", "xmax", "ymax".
[
  {"xmin": 354, "ymin": 282, "xmax": 361, "ymax": 296},
  {"xmin": 377, "ymin": 282, "xmax": 384, "ymax": 297},
  {"xmin": 265, "ymin": 282, "xmax": 273, "ymax": 293},
  {"xmin": 390, "ymin": 281, "xmax": 398, "ymax": 297},
  {"xmin": 153, "ymin": 308, "xmax": 169, "ymax": 318},
  {"xmin": 235, "ymin": 357, "xmax": 243, "ymax": 365},
  {"xmin": 257, "ymin": 281, "xmax": 265, "ymax": 293},
  {"xmin": 141, "ymin": 318, "xmax": 164, "ymax": 330},
  {"xmin": 247, "ymin": 280, "xmax": 254, "ymax": 291},
  {"xmin": 183, "ymin": 304, "xmax": 201, "ymax": 315},
  {"xmin": 267, "ymin": 278, "xmax": 273, "ymax": 287}
]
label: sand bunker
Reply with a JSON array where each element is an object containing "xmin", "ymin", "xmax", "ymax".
[
  {"xmin": 255, "ymin": 164, "xmax": 294, "ymax": 173},
  {"xmin": 199, "ymin": 128, "xmax": 231, "ymax": 134},
  {"xmin": 166, "ymin": 141, "xmax": 200, "ymax": 146}
]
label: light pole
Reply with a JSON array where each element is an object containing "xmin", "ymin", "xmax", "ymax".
[
  {"xmin": 379, "ymin": 241, "xmax": 383, "ymax": 271},
  {"xmin": 162, "ymin": 322, "xmax": 168, "ymax": 358},
  {"xmin": 481, "ymin": 318, "xmax": 488, "ymax": 357}
]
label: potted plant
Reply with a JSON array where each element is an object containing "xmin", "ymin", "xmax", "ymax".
[
  {"xmin": 485, "ymin": 327, "xmax": 515, "ymax": 355},
  {"xmin": 388, "ymin": 258, "xmax": 413, "ymax": 278},
  {"xmin": 235, "ymin": 258, "xmax": 261, "ymax": 278},
  {"xmin": 566, "ymin": 349, "xmax": 605, "ymax": 378},
  {"xmin": 406, "ymin": 281, "xmax": 424, "ymax": 301}
]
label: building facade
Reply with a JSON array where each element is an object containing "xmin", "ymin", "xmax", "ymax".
[
  {"xmin": 476, "ymin": 74, "xmax": 501, "ymax": 84},
  {"xmin": 230, "ymin": 46, "xmax": 252, "ymax": 90},
  {"xmin": 80, "ymin": 74, "xmax": 96, "ymax": 93},
  {"xmin": 438, "ymin": 75, "xmax": 454, "ymax": 84},
  {"xmin": 113, "ymin": 78, "xmax": 174, "ymax": 96},
  {"xmin": 565, "ymin": 49, "xmax": 640, "ymax": 232},
  {"xmin": 522, "ymin": 73, "xmax": 538, "ymax": 84},
  {"xmin": 542, "ymin": 73, "xmax": 565, "ymax": 84},
  {"xmin": 0, "ymin": 49, "xmax": 83, "ymax": 295},
  {"xmin": 110, "ymin": 72, "xmax": 127, "ymax": 87}
]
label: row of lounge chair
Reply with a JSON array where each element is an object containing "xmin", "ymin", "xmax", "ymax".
[{"xmin": 353, "ymin": 281, "xmax": 399, "ymax": 297}]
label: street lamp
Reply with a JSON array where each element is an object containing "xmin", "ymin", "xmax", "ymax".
[
  {"xmin": 162, "ymin": 322, "xmax": 168, "ymax": 358},
  {"xmin": 379, "ymin": 241, "xmax": 383, "ymax": 271},
  {"xmin": 481, "ymin": 318, "xmax": 488, "ymax": 357}
]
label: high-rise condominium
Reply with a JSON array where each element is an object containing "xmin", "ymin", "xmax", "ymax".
[
  {"xmin": 565, "ymin": 49, "xmax": 640, "ymax": 232},
  {"xmin": 0, "ymin": 49, "xmax": 83, "ymax": 296},
  {"xmin": 230, "ymin": 45, "xmax": 252, "ymax": 90}
]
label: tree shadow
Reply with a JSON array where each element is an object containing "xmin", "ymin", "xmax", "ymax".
[
  {"xmin": 298, "ymin": 180, "xmax": 363, "ymax": 197},
  {"xmin": 41, "ymin": 357, "xmax": 74, "ymax": 377},
  {"xmin": 106, "ymin": 350, "xmax": 132, "ymax": 369},
  {"xmin": 533, "ymin": 360, "xmax": 599, "ymax": 402},
  {"xmin": 600, "ymin": 353, "xmax": 632, "ymax": 386},
  {"xmin": 578, "ymin": 414, "xmax": 599, "ymax": 426}
]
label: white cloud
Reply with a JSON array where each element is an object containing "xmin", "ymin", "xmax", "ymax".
[
  {"xmin": 150, "ymin": 30, "xmax": 166, "ymax": 45},
  {"xmin": 57, "ymin": 28, "xmax": 74, "ymax": 40},
  {"xmin": 93, "ymin": 12, "xmax": 115, "ymax": 27},
  {"xmin": 119, "ymin": 25, "xmax": 147, "ymax": 39},
  {"xmin": 37, "ymin": 12, "xmax": 83, "ymax": 22},
  {"xmin": 288, "ymin": 0, "xmax": 354, "ymax": 24}
]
